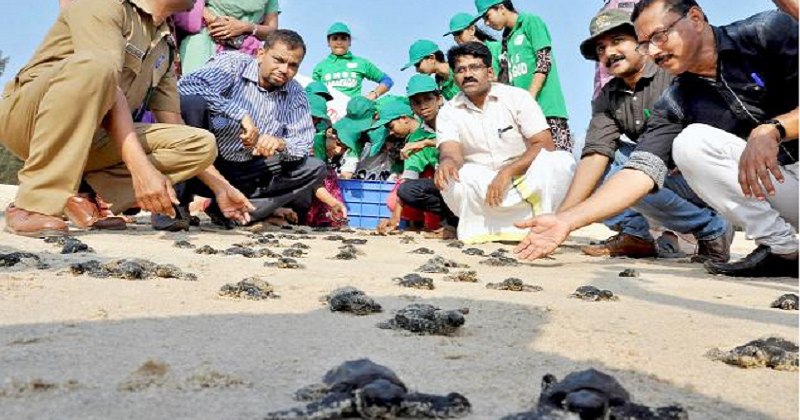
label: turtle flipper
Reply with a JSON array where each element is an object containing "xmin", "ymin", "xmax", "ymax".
[
  {"xmin": 400, "ymin": 392, "xmax": 471, "ymax": 418},
  {"xmin": 265, "ymin": 393, "xmax": 355, "ymax": 420},
  {"xmin": 295, "ymin": 383, "xmax": 331, "ymax": 401}
]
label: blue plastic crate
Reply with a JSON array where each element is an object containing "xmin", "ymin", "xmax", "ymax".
[{"xmin": 339, "ymin": 179, "xmax": 407, "ymax": 229}]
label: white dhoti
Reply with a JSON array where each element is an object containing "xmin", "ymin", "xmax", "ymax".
[{"xmin": 442, "ymin": 150, "xmax": 576, "ymax": 244}]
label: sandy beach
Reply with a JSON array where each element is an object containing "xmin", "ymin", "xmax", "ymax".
[{"xmin": 0, "ymin": 184, "xmax": 797, "ymax": 420}]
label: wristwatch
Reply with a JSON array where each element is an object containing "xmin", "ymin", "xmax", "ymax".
[{"xmin": 765, "ymin": 119, "xmax": 786, "ymax": 141}]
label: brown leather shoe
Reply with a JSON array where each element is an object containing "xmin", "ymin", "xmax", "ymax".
[
  {"xmin": 4, "ymin": 204, "xmax": 68, "ymax": 237},
  {"xmin": 582, "ymin": 233, "xmax": 657, "ymax": 258},
  {"xmin": 692, "ymin": 225, "xmax": 734, "ymax": 264},
  {"xmin": 64, "ymin": 195, "xmax": 127, "ymax": 231}
]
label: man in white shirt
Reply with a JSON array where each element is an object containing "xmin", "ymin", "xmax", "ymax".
[{"xmin": 435, "ymin": 42, "xmax": 575, "ymax": 244}]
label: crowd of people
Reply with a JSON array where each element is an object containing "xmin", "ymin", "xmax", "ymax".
[{"xmin": 1, "ymin": 0, "xmax": 797, "ymax": 279}]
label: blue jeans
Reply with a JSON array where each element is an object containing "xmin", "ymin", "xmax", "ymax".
[{"xmin": 602, "ymin": 143, "xmax": 727, "ymax": 241}]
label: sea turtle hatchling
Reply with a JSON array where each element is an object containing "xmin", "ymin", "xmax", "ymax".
[
  {"xmin": 219, "ymin": 277, "xmax": 279, "ymax": 300},
  {"xmin": 393, "ymin": 274, "xmax": 435, "ymax": 290},
  {"xmin": 290, "ymin": 242, "xmax": 311, "ymax": 250},
  {"xmin": 416, "ymin": 256, "xmax": 468, "ymax": 274},
  {"xmin": 333, "ymin": 250, "xmax": 359, "ymax": 260},
  {"xmin": 60, "ymin": 237, "xmax": 94, "ymax": 254},
  {"xmin": 618, "ymin": 269, "xmax": 640, "ymax": 278},
  {"xmin": 265, "ymin": 258, "xmax": 304, "ymax": 269},
  {"xmin": 486, "ymin": 278, "xmax": 542, "ymax": 292},
  {"xmin": 69, "ymin": 259, "xmax": 197, "ymax": 281},
  {"xmin": 194, "ymin": 245, "xmax": 219, "ymax": 255},
  {"xmin": 487, "ymin": 249, "xmax": 509, "ymax": 258},
  {"xmin": 771, "ymin": 294, "xmax": 798, "ymax": 310},
  {"xmin": 462, "ymin": 248, "xmax": 484, "ymax": 256},
  {"xmin": 501, "ymin": 369, "xmax": 687, "ymax": 420},
  {"xmin": 378, "ymin": 304, "xmax": 468, "ymax": 336},
  {"xmin": 399, "ymin": 236, "xmax": 417, "ymax": 244},
  {"xmin": 264, "ymin": 359, "xmax": 471, "ymax": 420},
  {"xmin": 342, "ymin": 238, "xmax": 367, "ymax": 245},
  {"xmin": 173, "ymin": 240, "xmax": 195, "ymax": 249},
  {"xmin": 707, "ymin": 337, "xmax": 798, "ymax": 371},
  {"xmin": 444, "ymin": 270, "xmax": 479, "ymax": 283},
  {"xmin": 0, "ymin": 252, "xmax": 49, "ymax": 270},
  {"xmin": 409, "ymin": 247, "xmax": 435, "ymax": 255},
  {"xmin": 282, "ymin": 248, "xmax": 307, "ymax": 258},
  {"xmin": 323, "ymin": 287, "xmax": 382, "ymax": 315},
  {"xmin": 224, "ymin": 246, "xmax": 260, "ymax": 258},
  {"xmin": 479, "ymin": 256, "xmax": 521, "ymax": 267},
  {"xmin": 325, "ymin": 235, "xmax": 346, "ymax": 241},
  {"xmin": 570, "ymin": 286, "xmax": 618, "ymax": 301},
  {"xmin": 446, "ymin": 241, "xmax": 464, "ymax": 249}
]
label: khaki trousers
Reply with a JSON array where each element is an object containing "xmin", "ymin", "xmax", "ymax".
[{"xmin": 0, "ymin": 52, "xmax": 216, "ymax": 215}]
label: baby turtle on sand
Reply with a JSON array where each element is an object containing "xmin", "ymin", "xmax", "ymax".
[
  {"xmin": 265, "ymin": 359, "xmax": 471, "ymax": 420},
  {"xmin": 446, "ymin": 241, "xmax": 464, "ymax": 249},
  {"xmin": 480, "ymin": 256, "xmax": 521, "ymax": 267},
  {"xmin": 333, "ymin": 249, "xmax": 359, "ymax": 260},
  {"xmin": 416, "ymin": 256, "xmax": 468, "ymax": 274},
  {"xmin": 324, "ymin": 287, "xmax": 382, "ymax": 315},
  {"xmin": 618, "ymin": 269, "xmax": 640, "ymax": 278},
  {"xmin": 771, "ymin": 294, "xmax": 798, "ymax": 310},
  {"xmin": 290, "ymin": 242, "xmax": 311, "ymax": 250},
  {"xmin": 69, "ymin": 259, "xmax": 197, "ymax": 281},
  {"xmin": 393, "ymin": 274, "xmax": 435, "ymax": 290},
  {"xmin": 0, "ymin": 252, "xmax": 48, "ymax": 269},
  {"xmin": 258, "ymin": 249, "xmax": 283, "ymax": 259},
  {"xmin": 282, "ymin": 248, "xmax": 307, "ymax": 258},
  {"xmin": 219, "ymin": 277, "xmax": 279, "ymax": 300},
  {"xmin": 342, "ymin": 238, "xmax": 367, "ymax": 245},
  {"xmin": 60, "ymin": 237, "xmax": 94, "ymax": 254},
  {"xmin": 501, "ymin": 369, "xmax": 687, "ymax": 420},
  {"xmin": 224, "ymin": 246, "xmax": 260, "ymax": 258},
  {"xmin": 486, "ymin": 278, "xmax": 542, "ymax": 292},
  {"xmin": 462, "ymin": 248, "xmax": 484, "ymax": 256},
  {"xmin": 399, "ymin": 236, "xmax": 417, "ymax": 244},
  {"xmin": 194, "ymin": 245, "xmax": 219, "ymax": 255},
  {"xmin": 378, "ymin": 304, "xmax": 468, "ymax": 335},
  {"xmin": 278, "ymin": 234, "xmax": 298, "ymax": 241},
  {"xmin": 488, "ymin": 249, "xmax": 509, "ymax": 258},
  {"xmin": 325, "ymin": 235, "xmax": 346, "ymax": 241},
  {"xmin": 173, "ymin": 240, "xmax": 195, "ymax": 249},
  {"xmin": 409, "ymin": 247, "xmax": 435, "ymax": 255},
  {"xmin": 338, "ymin": 244, "xmax": 365, "ymax": 255},
  {"xmin": 570, "ymin": 286, "xmax": 618, "ymax": 302},
  {"xmin": 265, "ymin": 258, "xmax": 304, "ymax": 269},
  {"xmin": 444, "ymin": 270, "xmax": 479, "ymax": 283},
  {"xmin": 707, "ymin": 337, "xmax": 798, "ymax": 371}
]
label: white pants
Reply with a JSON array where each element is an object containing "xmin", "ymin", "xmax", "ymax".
[
  {"xmin": 673, "ymin": 124, "xmax": 799, "ymax": 254},
  {"xmin": 442, "ymin": 150, "xmax": 576, "ymax": 244}
]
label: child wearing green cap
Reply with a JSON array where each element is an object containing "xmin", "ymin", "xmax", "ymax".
[
  {"xmin": 445, "ymin": 12, "xmax": 503, "ymax": 77},
  {"xmin": 477, "ymin": 0, "xmax": 573, "ymax": 152},
  {"xmin": 312, "ymin": 22, "xmax": 394, "ymax": 99},
  {"xmin": 402, "ymin": 40, "xmax": 460, "ymax": 101},
  {"xmin": 378, "ymin": 76, "xmax": 451, "ymax": 237}
]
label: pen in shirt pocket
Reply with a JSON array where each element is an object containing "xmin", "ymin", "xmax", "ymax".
[
  {"xmin": 751, "ymin": 72, "xmax": 765, "ymax": 89},
  {"xmin": 497, "ymin": 125, "xmax": 513, "ymax": 137}
]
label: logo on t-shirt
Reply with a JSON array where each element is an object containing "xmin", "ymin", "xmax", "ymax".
[
  {"xmin": 514, "ymin": 35, "xmax": 525, "ymax": 46},
  {"xmin": 347, "ymin": 62, "xmax": 359, "ymax": 69}
]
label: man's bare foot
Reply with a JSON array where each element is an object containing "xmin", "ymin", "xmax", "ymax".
[{"xmin": 425, "ymin": 226, "xmax": 457, "ymax": 240}]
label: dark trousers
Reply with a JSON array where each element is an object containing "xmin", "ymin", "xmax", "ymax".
[
  {"xmin": 180, "ymin": 95, "xmax": 326, "ymax": 223},
  {"xmin": 397, "ymin": 179, "xmax": 458, "ymax": 227}
]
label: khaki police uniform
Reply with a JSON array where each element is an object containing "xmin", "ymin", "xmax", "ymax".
[{"xmin": 0, "ymin": 0, "xmax": 217, "ymax": 216}]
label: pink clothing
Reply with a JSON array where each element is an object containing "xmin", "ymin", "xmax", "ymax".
[
  {"xmin": 173, "ymin": 0, "xmax": 262, "ymax": 58},
  {"xmin": 307, "ymin": 168, "xmax": 345, "ymax": 227}
]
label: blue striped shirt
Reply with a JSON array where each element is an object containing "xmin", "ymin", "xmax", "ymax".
[{"xmin": 178, "ymin": 52, "xmax": 314, "ymax": 162}]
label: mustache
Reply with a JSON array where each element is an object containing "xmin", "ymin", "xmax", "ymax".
[
  {"xmin": 605, "ymin": 54, "xmax": 625, "ymax": 67},
  {"xmin": 462, "ymin": 77, "xmax": 478, "ymax": 84}
]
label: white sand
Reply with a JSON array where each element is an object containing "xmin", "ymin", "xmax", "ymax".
[{"xmin": 0, "ymin": 184, "xmax": 797, "ymax": 420}]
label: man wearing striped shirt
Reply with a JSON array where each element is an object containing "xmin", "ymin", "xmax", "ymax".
[{"xmin": 175, "ymin": 29, "xmax": 326, "ymax": 228}]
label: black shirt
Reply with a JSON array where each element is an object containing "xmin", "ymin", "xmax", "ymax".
[
  {"xmin": 583, "ymin": 61, "xmax": 674, "ymax": 159},
  {"xmin": 626, "ymin": 11, "xmax": 799, "ymax": 188}
]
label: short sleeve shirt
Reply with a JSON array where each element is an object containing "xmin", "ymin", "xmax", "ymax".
[
  {"xmin": 503, "ymin": 13, "xmax": 568, "ymax": 119},
  {"xmin": 404, "ymin": 124, "xmax": 440, "ymax": 173},
  {"xmin": 265, "ymin": 0, "xmax": 281, "ymax": 14},
  {"xmin": 312, "ymin": 53, "xmax": 385, "ymax": 98},
  {"xmin": 10, "ymin": 0, "xmax": 179, "ymax": 114},
  {"xmin": 436, "ymin": 83, "xmax": 550, "ymax": 171}
]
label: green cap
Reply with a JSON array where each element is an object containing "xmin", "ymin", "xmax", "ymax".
[
  {"xmin": 308, "ymin": 95, "xmax": 330, "ymax": 121},
  {"xmin": 331, "ymin": 117, "xmax": 362, "ymax": 153},
  {"xmin": 374, "ymin": 98, "xmax": 414, "ymax": 128},
  {"xmin": 327, "ymin": 22, "xmax": 351, "ymax": 36},
  {"xmin": 343, "ymin": 96, "xmax": 377, "ymax": 133},
  {"xmin": 444, "ymin": 13, "xmax": 477, "ymax": 36},
  {"xmin": 475, "ymin": 0, "xmax": 503, "ymax": 17},
  {"xmin": 579, "ymin": 9, "xmax": 636, "ymax": 61},
  {"xmin": 401, "ymin": 39, "xmax": 441, "ymax": 71},
  {"xmin": 406, "ymin": 74, "xmax": 439, "ymax": 97},
  {"xmin": 305, "ymin": 81, "xmax": 333, "ymax": 101}
]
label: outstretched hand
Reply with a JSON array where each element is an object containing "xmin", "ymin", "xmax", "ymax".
[
  {"xmin": 215, "ymin": 186, "xmax": 255, "ymax": 224},
  {"xmin": 513, "ymin": 214, "xmax": 571, "ymax": 260}
]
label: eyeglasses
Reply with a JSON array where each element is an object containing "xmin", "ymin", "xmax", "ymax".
[
  {"xmin": 635, "ymin": 14, "xmax": 686, "ymax": 54},
  {"xmin": 454, "ymin": 63, "xmax": 487, "ymax": 75}
]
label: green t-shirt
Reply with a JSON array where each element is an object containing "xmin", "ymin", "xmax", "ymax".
[
  {"xmin": 312, "ymin": 131, "xmax": 327, "ymax": 161},
  {"xmin": 504, "ymin": 13, "xmax": 568, "ymax": 119},
  {"xmin": 266, "ymin": 0, "xmax": 280, "ymax": 13},
  {"xmin": 312, "ymin": 52, "xmax": 386, "ymax": 98},
  {"xmin": 404, "ymin": 126, "xmax": 439, "ymax": 174},
  {"xmin": 437, "ymin": 70, "xmax": 461, "ymax": 101},
  {"xmin": 486, "ymin": 40, "xmax": 503, "ymax": 76}
]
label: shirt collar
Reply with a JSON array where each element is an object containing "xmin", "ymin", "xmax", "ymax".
[
  {"xmin": 330, "ymin": 52, "xmax": 354, "ymax": 60},
  {"xmin": 452, "ymin": 83, "xmax": 501, "ymax": 110},
  {"xmin": 712, "ymin": 25, "xmax": 738, "ymax": 55},
  {"xmin": 128, "ymin": 0, "xmax": 172, "ymax": 42}
]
